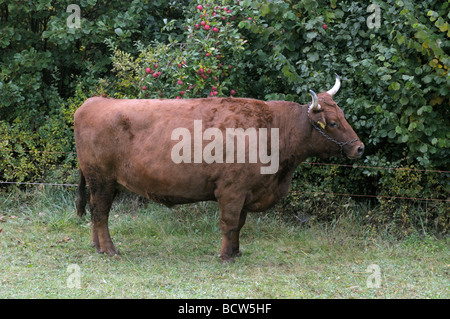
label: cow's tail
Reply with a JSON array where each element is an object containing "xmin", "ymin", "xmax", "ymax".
[{"xmin": 76, "ymin": 169, "xmax": 87, "ymax": 217}]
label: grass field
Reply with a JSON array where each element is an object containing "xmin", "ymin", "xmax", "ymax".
[{"xmin": 0, "ymin": 187, "xmax": 448, "ymax": 299}]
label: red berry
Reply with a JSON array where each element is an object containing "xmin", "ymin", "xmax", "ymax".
[
  {"xmin": 213, "ymin": 27, "xmax": 219, "ymax": 33},
  {"xmin": 323, "ymin": 24, "xmax": 328, "ymax": 30},
  {"xmin": 142, "ymin": 86, "xmax": 147, "ymax": 90},
  {"xmin": 201, "ymin": 21, "xmax": 206, "ymax": 26},
  {"xmin": 206, "ymin": 52, "xmax": 210, "ymax": 57},
  {"xmin": 176, "ymin": 96, "xmax": 181, "ymax": 99},
  {"xmin": 197, "ymin": 5, "xmax": 203, "ymax": 10},
  {"xmin": 204, "ymin": 24, "xmax": 210, "ymax": 30},
  {"xmin": 146, "ymin": 68, "xmax": 151, "ymax": 74},
  {"xmin": 230, "ymin": 89, "xmax": 236, "ymax": 96},
  {"xmin": 177, "ymin": 80, "xmax": 183, "ymax": 85},
  {"xmin": 180, "ymin": 91, "xmax": 185, "ymax": 95},
  {"xmin": 195, "ymin": 24, "xmax": 200, "ymax": 29}
]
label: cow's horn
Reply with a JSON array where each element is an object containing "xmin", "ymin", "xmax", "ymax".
[
  {"xmin": 309, "ymin": 90, "xmax": 321, "ymax": 111},
  {"xmin": 326, "ymin": 73, "xmax": 341, "ymax": 97}
]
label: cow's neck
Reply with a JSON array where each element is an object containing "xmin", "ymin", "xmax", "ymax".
[{"xmin": 291, "ymin": 104, "xmax": 317, "ymax": 163}]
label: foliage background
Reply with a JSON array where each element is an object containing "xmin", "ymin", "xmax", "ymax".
[{"xmin": 0, "ymin": 0, "xmax": 448, "ymax": 235}]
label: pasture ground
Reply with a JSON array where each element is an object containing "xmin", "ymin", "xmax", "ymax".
[{"xmin": 0, "ymin": 187, "xmax": 448, "ymax": 299}]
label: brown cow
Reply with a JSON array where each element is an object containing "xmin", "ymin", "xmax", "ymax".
[{"xmin": 74, "ymin": 75, "xmax": 364, "ymax": 262}]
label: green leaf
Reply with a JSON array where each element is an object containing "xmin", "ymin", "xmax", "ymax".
[
  {"xmin": 419, "ymin": 144, "xmax": 428, "ymax": 153},
  {"xmin": 389, "ymin": 82, "xmax": 401, "ymax": 90},
  {"xmin": 399, "ymin": 96, "xmax": 409, "ymax": 105},
  {"xmin": 307, "ymin": 52, "xmax": 319, "ymax": 62},
  {"xmin": 408, "ymin": 122, "xmax": 417, "ymax": 131},
  {"xmin": 415, "ymin": 30, "xmax": 428, "ymax": 40},
  {"xmin": 306, "ymin": 32, "xmax": 318, "ymax": 41}
]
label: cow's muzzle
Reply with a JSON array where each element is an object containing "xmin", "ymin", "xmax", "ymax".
[{"xmin": 346, "ymin": 142, "xmax": 365, "ymax": 159}]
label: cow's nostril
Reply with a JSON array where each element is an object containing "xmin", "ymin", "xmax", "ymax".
[{"xmin": 357, "ymin": 145, "xmax": 365, "ymax": 155}]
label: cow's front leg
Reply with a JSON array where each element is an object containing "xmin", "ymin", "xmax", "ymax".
[
  {"xmin": 231, "ymin": 210, "xmax": 247, "ymax": 258},
  {"xmin": 218, "ymin": 195, "xmax": 246, "ymax": 263}
]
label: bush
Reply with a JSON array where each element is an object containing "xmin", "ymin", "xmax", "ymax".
[{"xmin": 0, "ymin": 0, "xmax": 186, "ymax": 184}]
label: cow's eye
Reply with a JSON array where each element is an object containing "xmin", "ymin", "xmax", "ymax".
[{"xmin": 329, "ymin": 122, "xmax": 338, "ymax": 128}]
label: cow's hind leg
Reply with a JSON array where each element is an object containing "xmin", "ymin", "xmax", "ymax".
[
  {"xmin": 88, "ymin": 178, "xmax": 118, "ymax": 256},
  {"xmin": 217, "ymin": 195, "xmax": 246, "ymax": 263},
  {"xmin": 76, "ymin": 169, "xmax": 87, "ymax": 217}
]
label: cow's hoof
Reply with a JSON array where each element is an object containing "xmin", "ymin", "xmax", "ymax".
[
  {"xmin": 233, "ymin": 251, "xmax": 242, "ymax": 258},
  {"xmin": 222, "ymin": 258, "xmax": 235, "ymax": 263},
  {"xmin": 92, "ymin": 242, "xmax": 119, "ymax": 256},
  {"xmin": 103, "ymin": 245, "xmax": 119, "ymax": 256},
  {"xmin": 218, "ymin": 253, "xmax": 235, "ymax": 263},
  {"xmin": 106, "ymin": 249, "xmax": 119, "ymax": 256}
]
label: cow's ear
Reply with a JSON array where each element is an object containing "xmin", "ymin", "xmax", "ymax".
[
  {"xmin": 317, "ymin": 112, "xmax": 327, "ymax": 128},
  {"xmin": 309, "ymin": 109, "xmax": 327, "ymax": 128}
]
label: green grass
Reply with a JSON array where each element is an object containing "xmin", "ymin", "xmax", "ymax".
[{"xmin": 0, "ymin": 187, "xmax": 448, "ymax": 298}]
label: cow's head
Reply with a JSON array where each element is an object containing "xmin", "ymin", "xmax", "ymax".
[{"xmin": 307, "ymin": 74, "xmax": 365, "ymax": 159}]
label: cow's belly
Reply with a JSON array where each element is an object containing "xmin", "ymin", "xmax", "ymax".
[{"xmin": 116, "ymin": 161, "xmax": 218, "ymax": 206}]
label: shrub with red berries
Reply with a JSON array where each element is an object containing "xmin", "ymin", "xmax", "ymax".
[{"xmin": 112, "ymin": 1, "xmax": 256, "ymax": 99}]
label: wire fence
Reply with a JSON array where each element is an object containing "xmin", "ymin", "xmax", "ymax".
[{"xmin": 1, "ymin": 148, "xmax": 449, "ymax": 202}]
